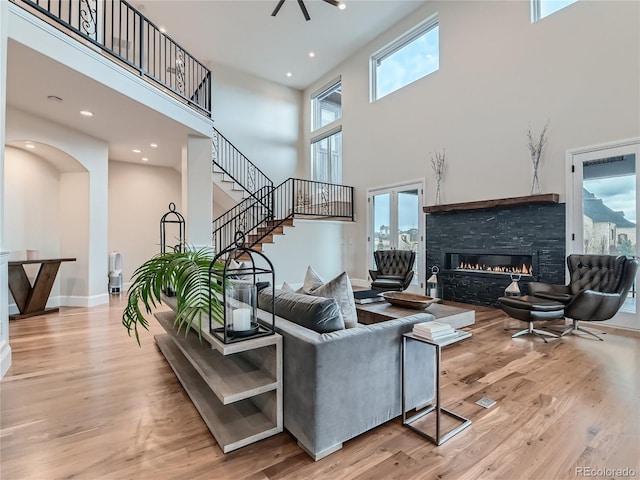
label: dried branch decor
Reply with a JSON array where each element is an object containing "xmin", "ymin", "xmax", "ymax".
[
  {"xmin": 527, "ymin": 120, "xmax": 550, "ymax": 195},
  {"xmin": 431, "ymin": 149, "xmax": 446, "ymax": 204}
]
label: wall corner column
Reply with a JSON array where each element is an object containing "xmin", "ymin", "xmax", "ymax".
[
  {"xmin": 0, "ymin": 0, "xmax": 12, "ymax": 378},
  {"xmin": 181, "ymin": 136, "xmax": 213, "ymax": 247}
]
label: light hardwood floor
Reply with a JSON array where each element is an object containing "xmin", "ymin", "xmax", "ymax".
[{"xmin": 1, "ymin": 296, "xmax": 638, "ymax": 480}]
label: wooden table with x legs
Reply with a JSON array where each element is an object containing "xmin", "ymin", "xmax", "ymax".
[{"xmin": 8, "ymin": 258, "xmax": 76, "ymax": 320}]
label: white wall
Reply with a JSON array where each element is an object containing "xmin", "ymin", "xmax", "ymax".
[
  {"xmin": 261, "ymin": 220, "xmax": 347, "ymax": 287},
  {"xmin": 4, "ymin": 147, "xmax": 64, "ymax": 308},
  {"xmin": 6, "ymin": 107, "xmax": 109, "ymax": 306},
  {"xmin": 4, "ymin": 147, "xmax": 61, "ymax": 260},
  {"xmin": 211, "ymin": 62, "xmax": 302, "ymax": 184},
  {"xmin": 302, "ymin": 0, "xmax": 640, "ymax": 280},
  {"xmin": 4, "ymin": 146, "xmax": 93, "ymax": 308},
  {"xmin": 59, "ymin": 172, "xmax": 90, "ymax": 300},
  {"xmin": 108, "ymin": 160, "xmax": 182, "ymax": 284}
]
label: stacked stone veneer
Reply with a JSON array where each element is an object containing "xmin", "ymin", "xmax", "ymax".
[{"xmin": 426, "ymin": 203, "xmax": 566, "ymax": 307}]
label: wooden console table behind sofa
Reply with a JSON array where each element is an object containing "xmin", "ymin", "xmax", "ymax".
[{"xmin": 8, "ymin": 258, "xmax": 76, "ymax": 320}]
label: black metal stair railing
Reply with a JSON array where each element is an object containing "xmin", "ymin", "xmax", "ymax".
[
  {"xmin": 212, "ymin": 186, "xmax": 273, "ymax": 255},
  {"xmin": 15, "ymin": 0, "xmax": 211, "ymax": 116},
  {"xmin": 212, "ymin": 128, "xmax": 273, "ymax": 197},
  {"xmin": 212, "ymin": 178, "xmax": 354, "ymax": 254}
]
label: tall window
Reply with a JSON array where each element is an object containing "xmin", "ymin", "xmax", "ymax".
[
  {"xmin": 371, "ymin": 15, "xmax": 439, "ymax": 102},
  {"xmin": 312, "ymin": 79, "xmax": 342, "ymax": 130},
  {"xmin": 311, "ymin": 129, "xmax": 342, "ymax": 184},
  {"xmin": 311, "ymin": 78, "xmax": 342, "ymax": 183},
  {"xmin": 532, "ymin": 0, "xmax": 578, "ymax": 22}
]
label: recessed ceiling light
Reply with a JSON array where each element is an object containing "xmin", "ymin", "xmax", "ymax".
[
  {"xmin": 338, "ymin": 2, "xmax": 346, "ymax": 10},
  {"xmin": 142, "ymin": 157, "xmax": 149, "ymax": 162},
  {"xmin": 309, "ymin": 51, "xmax": 315, "ymax": 58},
  {"xmin": 159, "ymin": 27, "xmax": 166, "ymax": 33},
  {"xmin": 150, "ymin": 143, "xmax": 158, "ymax": 148},
  {"xmin": 286, "ymin": 72, "xmax": 293, "ymax": 78},
  {"xmin": 80, "ymin": 110, "xmax": 94, "ymax": 117},
  {"xmin": 47, "ymin": 95, "xmax": 63, "ymax": 102},
  {"xmin": 132, "ymin": 149, "xmax": 142, "ymax": 153},
  {"xmin": 25, "ymin": 143, "xmax": 36, "ymax": 149}
]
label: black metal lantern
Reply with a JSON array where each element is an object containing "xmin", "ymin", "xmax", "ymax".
[
  {"xmin": 160, "ymin": 202, "xmax": 185, "ymax": 254},
  {"xmin": 427, "ymin": 265, "xmax": 440, "ymax": 299},
  {"xmin": 160, "ymin": 202, "xmax": 185, "ymax": 296},
  {"xmin": 209, "ymin": 231, "xmax": 275, "ymax": 344}
]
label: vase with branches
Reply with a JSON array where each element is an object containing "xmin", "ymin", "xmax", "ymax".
[
  {"xmin": 527, "ymin": 120, "xmax": 550, "ymax": 195},
  {"xmin": 431, "ymin": 149, "xmax": 446, "ymax": 205}
]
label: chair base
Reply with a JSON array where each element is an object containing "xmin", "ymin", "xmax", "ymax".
[
  {"xmin": 509, "ymin": 322, "xmax": 560, "ymax": 343},
  {"xmin": 548, "ymin": 320, "xmax": 606, "ymax": 341},
  {"xmin": 498, "ymin": 296, "xmax": 565, "ymax": 343}
]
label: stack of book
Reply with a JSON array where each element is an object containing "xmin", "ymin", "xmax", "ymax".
[
  {"xmin": 413, "ymin": 321, "xmax": 457, "ymax": 341},
  {"xmin": 353, "ymin": 290, "xmax": 385, "ymax": 304}
]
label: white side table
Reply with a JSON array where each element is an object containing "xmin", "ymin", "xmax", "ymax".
[{"xmin": 401, "ymin": 330, "xmax": 472, "ymax": 445}]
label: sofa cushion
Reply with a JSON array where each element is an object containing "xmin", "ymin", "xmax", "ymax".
[
  {"xmin": 258, "ymin": 288, "xmax": 345, "ymax": 333},
  {"xmin": 302, "ymin": 266, "xmax": 324, "ymax": 293},
  {"xmin": 311, "ymin": 272, "xmax": 358, "ymax": 329}
]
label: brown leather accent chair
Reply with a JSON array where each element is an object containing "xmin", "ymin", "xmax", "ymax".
[
  {"xmin": 529, "ymin": 254, "xmax": 639, "ymax": 340},
  {"xmin": 369, "ymin": 250, "xmax": 416, "ymax": 291}
]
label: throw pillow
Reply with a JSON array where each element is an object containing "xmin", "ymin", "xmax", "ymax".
[
  {"xmin": 258, "ymin": 288, "xmax": 345, "ymax": 333},
  {"xmin": 228, "ymin": 258, "xmax": 251, "ymax": 280},
  {"xmin": 281, "ymin": 281, "xmax": 294, "ymax": 292},
  {"xmin": 311, "ymin": 271, "xmax": 358, "ymax": 329},
  {"xmin": 302, "ymin": 266, "xmax": 324, "ymax": 294}
]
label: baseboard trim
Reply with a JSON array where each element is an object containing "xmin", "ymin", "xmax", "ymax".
[
  {"xmin": 61, "ymin": 294, "xmax": 110, "ymax": 308},
  {"xmin": 1, "ymin": 342, "xmax": 12, "ymax": 379},
  {"xmin": 9, "ymin": 294, "xmax": 110, "ymax": 314}
]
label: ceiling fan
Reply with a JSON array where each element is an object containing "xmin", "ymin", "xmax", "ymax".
[{"xmin": 271, "ymin": 0, "xmax": 344, "ymax": 22}]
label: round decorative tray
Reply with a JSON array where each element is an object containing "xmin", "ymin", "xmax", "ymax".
[{"xmin": 380, "ymin": 292, "xmax": 440, "ymax": 309}]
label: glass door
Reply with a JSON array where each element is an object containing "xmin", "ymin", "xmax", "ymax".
[
  {"xmin": 570, "ymin": 140, "xmax": 639, "ymax": 329},
  {"xmin": 369, "ymin": 182, "xmax": 423, "ymax": 292}
]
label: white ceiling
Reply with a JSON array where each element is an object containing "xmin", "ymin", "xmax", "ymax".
[
  {"xmin": 134, "ymin": 0, "xmax": 427, "ymax": 89},
  {"xmin": 6, "ymin": 40, "xmax": 201, "ymax": 168},
  {"xmin": 5, "ymin": 0, "xmax": 427, "ymax": 169}
]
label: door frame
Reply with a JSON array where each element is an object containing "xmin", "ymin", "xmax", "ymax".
[
  {"xmin": 366, "ymin": 179, "xmax": 425, "ymax": 293},
  {"xmin": 566, "ymin": 137, "xmax": 639, "ymax": 330}
]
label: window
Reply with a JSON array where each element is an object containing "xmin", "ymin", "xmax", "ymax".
[
  {"xmin": 311, "ymin": 78, "xmax": 342, "ymax": 183},
  {"xmin": 311, "ymin": 128, "xmax": 342, "ymax": 184},
  {"xmin": 371, "ymin": 15, "xmax": 439, "ymax": 101},
  {"xmin": 312, "ymin": 78, "xmax": 341, "ymax": 131},
  {"xmin": 532, "ymin": 0, "xmax": 578, "ymax": 22}
]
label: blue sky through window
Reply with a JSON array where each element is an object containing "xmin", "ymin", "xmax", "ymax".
[
  {"xmin": 538, "ymin": 0, "xmax": 578, "ymax": 20},
  {"xmin": 376, "ymin": 25, "xmax": 439, "ymax": 100}
]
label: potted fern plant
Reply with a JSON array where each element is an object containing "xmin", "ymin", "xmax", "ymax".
[{"xmin": 122, "ymin": 245, "xmax": 224, "ymax": 345}]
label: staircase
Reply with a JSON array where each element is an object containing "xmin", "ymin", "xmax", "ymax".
[{"xmin": 211, "ymin": 128, "xmax": 354, "ymax": 256}]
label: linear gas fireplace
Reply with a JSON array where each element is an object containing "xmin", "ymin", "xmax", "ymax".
[
  {"xmin": 425, "ymin": 195, "xmax": 565, "ymax": 307},
  {"xmin": 444, "ymin": 251, "xmax": 537, "ymax": 277}
]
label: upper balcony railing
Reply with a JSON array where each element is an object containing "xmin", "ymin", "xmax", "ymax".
[{"xmin": 15, "ymin": 0, "xmax": 211, "ymax": 117}]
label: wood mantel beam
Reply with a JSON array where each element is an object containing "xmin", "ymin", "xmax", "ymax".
[{"xmin": 423, "ymin": 194, "xmax": 559, "ymax": 214}]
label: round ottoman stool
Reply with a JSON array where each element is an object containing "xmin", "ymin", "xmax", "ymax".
[{"xmin": 498, "ymin": 295, "xmax": 565, "ymax": 342}]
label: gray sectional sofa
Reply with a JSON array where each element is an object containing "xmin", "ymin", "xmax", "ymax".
[{"xmin": 258, "ymin": 288, "xmax": 437, "ymax": 460}]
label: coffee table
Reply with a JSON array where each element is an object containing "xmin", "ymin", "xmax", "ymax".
[{"xmin": 356, "ymin": 300, "xmax": 475, "ymax": 329}]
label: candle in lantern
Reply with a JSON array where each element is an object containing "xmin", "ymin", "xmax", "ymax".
[{"xmin": 232, "ymin": 308, "xmax": 252, "ymax": 331}]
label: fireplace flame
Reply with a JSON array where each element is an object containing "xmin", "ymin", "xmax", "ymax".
[{"xmin": 458, "ymin": 262, "xmax": 533, "ymax": 275}]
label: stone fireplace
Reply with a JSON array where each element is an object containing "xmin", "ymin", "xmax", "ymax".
[{"xmin": 425, "ymin": 195, "xmax": 566, "ymax": 307}]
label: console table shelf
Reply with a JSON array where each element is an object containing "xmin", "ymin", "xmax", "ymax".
[{"xmin": 154, "ymin": 309, "xmax": 282, "ymax": 453}]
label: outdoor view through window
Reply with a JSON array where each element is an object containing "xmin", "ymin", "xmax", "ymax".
[{"xmin": 582, "ymin": 154, "xmax": 637, "ymax": 313}]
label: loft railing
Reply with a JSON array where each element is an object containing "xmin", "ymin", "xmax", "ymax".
[
  {"xmin": 212, "ymin": 178, "xmax": 354, "ymax": 254},
  {"xmin": 15, "ymin": 0, "xmax": 211, "ymax": 116},
  {"xmin": 212, "ymin": 128, "xmax": 273, "ymax": 197}
]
